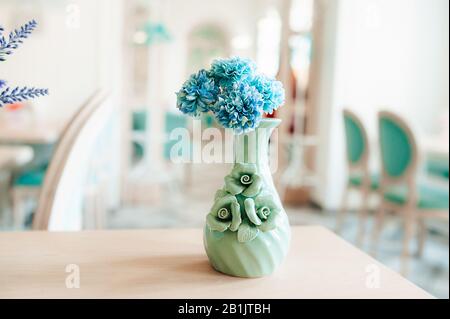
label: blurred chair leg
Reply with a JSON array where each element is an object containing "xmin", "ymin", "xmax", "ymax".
[
  {"xmin": 10, "ymin": 187, "xmax": 40, "ymax": 229},
  {"xmin": 336, "ymin": 186, "xmax": 350, "ymax": 233},
  {"xmin": 371, "ymin": 203, "xmax": 386, "ymax": 257},
  {"xmin": 401, "ymin": 210, "xmax": 415, "ymax": 276},
  {"xmin": 94, "ymin": 183, "xmax": 107, "ymax": 230},
  {"xmin": 11, "ymin": 189, "xmax": 25, "ymax": 229},
  {"xmin": 356, "ymin": 188, "xmax": 370, "ymax": 247},
  {"xmin": 184, "ymin": 162, "xmax": 193, "ymax": 189},
  {"xmin": 85, "ymin": 184, "xmax": 106, "ymax": 230},
  {"xmin": 96, "ymin": 190, "xmax": 106, "ymax": 230},
  {"xmin": 0, "ymin": 172, "xmax": 11, "ymax": 226},
  {"xmin": 417, "ymin": 217, "xmax": 427, "ymax": 258}
]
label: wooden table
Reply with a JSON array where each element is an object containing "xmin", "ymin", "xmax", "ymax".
[
  {"xmin": 0, "ymin": 145, "xmax": 33, "ymax": 169},
  {"xmin": 0, "ymin": 226, "xmax": 432, "ymax": 299}
]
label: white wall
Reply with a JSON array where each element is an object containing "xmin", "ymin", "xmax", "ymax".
[
  {"xmin": 0, "ymin": 0, "xmax": 112, "ymax": 122},
  {"xmin": 0, "ymin": 0, "xmax": 124, "ymax": 208},
  {"xmin": 335, "ymin": 0, "xmax": 449, "ymax": 136},
  {"xmin": 312, "ymin": 0, "xmax": 449, "ymax": 210},
  {"xmin": 157, "ymin": 0, "xmax": 268, "ymax": 109}
]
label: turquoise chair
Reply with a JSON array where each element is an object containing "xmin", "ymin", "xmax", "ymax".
[
  {"xmin": 132, "ymin": 110, "xmax": 147, "ymax": 132},
  {"xmin": 13, "ymin": 144, "xmax": 54, "ymax": 187},
  {"xmin": 338, "ymin": 109, "xmax": 379, "ymax": 245},
  {"xmin": 426, "ymin": 156, "xmax": 449, "ymax": 180},
  {"xmin": 11, "ymin": 143, "xmax": 54, "ymax": 228},
  {"xmin": 372, "ymin": 111, "xmax": 449, "ymax": 275},
  {"xmin": 163, "ymin": 112, "xmax": 189, "ymax": 160},
  {"xmin": 14, "ymin": 164, "xmax": 48, "ymax": 187},
  {"xmin": 131, "ymin": 110, "xmax": 147, "ymax": 163}
]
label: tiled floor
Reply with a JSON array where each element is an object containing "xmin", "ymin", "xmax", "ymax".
[{"xmin": 109, "ymin": 163, "xmax": 449, "ymax": 299}]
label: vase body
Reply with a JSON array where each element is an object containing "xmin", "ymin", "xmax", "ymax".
[{"xmin": 203, "ymin": 119, "xmax": 291, "ymax": 278}]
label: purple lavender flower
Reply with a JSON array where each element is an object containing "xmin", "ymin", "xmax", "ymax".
[
  {"xmin": 0, "ymin": 87, "xmax": 49, "ymax": 108},
  {"xmin": 0, "ymin": 20, "xmax": 37, "ymax": 62},
  {"xmin": 0, "ymin": 20, "xmax": 48, "ymax": 108}
]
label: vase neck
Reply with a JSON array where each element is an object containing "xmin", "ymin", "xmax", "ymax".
[{"xmin": 234, "ymin": 127, "xmax": 274, "ymax": 169}]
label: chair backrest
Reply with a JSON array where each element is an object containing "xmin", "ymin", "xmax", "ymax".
[
  {"xmin": 378, "ymin": 111, "xmax": 418, "ymax": 184},
  {"xmin": 33, "ymin": 90, "xmax": 112, "ymax": 231},
  {"xmin": 343, "ymin": 109, "xmax": 369, "ymax": 169}
]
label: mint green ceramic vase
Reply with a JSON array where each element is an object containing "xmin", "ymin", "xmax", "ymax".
[{"xmin": 203, "ymin": 118, "xmax": 291, "ymax": 278}]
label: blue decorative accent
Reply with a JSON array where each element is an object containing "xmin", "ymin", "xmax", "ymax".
[
  {"xmin": 210, "ymin": 56, "xmax": 256, "ymax": 86},
  {"xmin": 141, "ymin": 21, "xmax": 172, "ymax": 46},
  {"xmin": 176, "ymin": 69, "xmax": 219, "ymax": 116},
  {"xmin": 251, "ymin": 75, "xmax": 285, "ymax": 114},
  {"xmin": 0, "ymin": 20, "xmax": 48, "ymax": 108},
  {"xmin": 214, "ymin": 82, "xmax": 264, "ymax": 134}
]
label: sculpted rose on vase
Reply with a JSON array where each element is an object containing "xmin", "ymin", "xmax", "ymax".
[
  {"xmin": 206, "ymin": 190, "xmax": 241, "ymax": 233},
  {"xmin": 224, "ymin": 163, "xmax": 262, "ymax": 197}
]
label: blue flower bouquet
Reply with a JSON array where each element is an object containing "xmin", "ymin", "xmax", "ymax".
[{"xmin": 176, "ymin": 57, "xmax": 284, "ymax": 134}]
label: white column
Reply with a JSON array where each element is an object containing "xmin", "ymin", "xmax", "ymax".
[{"xmin": 145, "ymin": 0, "xmax": 165, "ymax": 170}]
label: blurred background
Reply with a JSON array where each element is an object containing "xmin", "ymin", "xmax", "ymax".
[{"xmin": 0, "ymin": 0, "xmax": 448, "ymax": 298}]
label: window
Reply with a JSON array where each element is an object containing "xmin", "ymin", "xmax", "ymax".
[{"xmin": 256, "ymin": 7, "xmax": 281, "ymax": 77}]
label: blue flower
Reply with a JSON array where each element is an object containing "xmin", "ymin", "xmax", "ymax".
[
  {"xmin": 0, "ymin": 80, "xmax": 6, "ymax": 89},
  {"xmin": 175, "ymin": 56, "xmax": 286, "ymax": 133},
  {"xmin": 176, "ymin": 69, "xmax": 219, "ymax": 116},
  {"xmin": 213, "ymin": 81, "xmax": 264, "ymax": 134},
  {"xmin": 251, "ymin": 75, "xmax": 285, "ymax": 114},
  {"xmin": 210, "ymin": 57, "xmax": 256, "ymax": 86}
]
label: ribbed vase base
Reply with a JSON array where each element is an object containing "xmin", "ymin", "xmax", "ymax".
[{"xmin": 203, "ymin": 214, "xmax": 290, "ymax": 278}]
